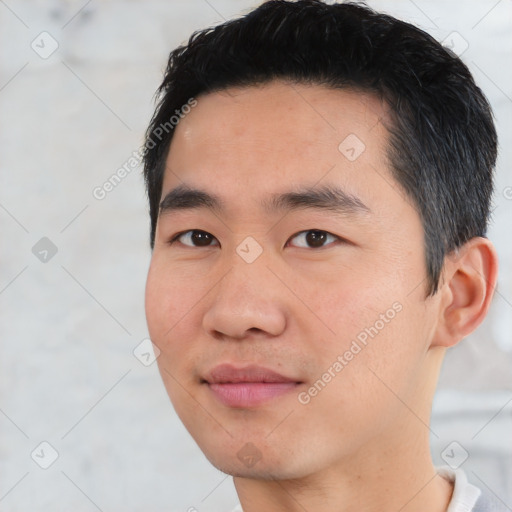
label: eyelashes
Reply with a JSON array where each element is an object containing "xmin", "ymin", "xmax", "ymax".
[
  {"xmin": 168, "ymin": 229, "xmax": 343, "ymax": 250},
  {"xmin": 169, "ymin": 230, "xmax": 219, "ymax": 248}
]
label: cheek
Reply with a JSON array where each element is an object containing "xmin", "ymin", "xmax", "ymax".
[
  {"xmin": 145, "ymin": 259, "xmax": 193, "ymax": 357},
  {"xmin": 145, "ymin": 260, "xmax": 170, "ymax": 341},
  {"xmin": 145, "ymin": 261, "xmax": 199, "ymax": 410},
  {"xmin": 306, "ymin": 268, "xmax": 426, "ymax": 398},
  {"xmin": 301, "ymin": 307, "xmax": 424, "ymax": 444},
  {"xmin": 306, "ymin": 264, "xmax": 400, "ymax": 343}
]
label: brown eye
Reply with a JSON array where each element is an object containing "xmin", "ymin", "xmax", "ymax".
[
  {"xmin": 288, "ymin": 230, "xmax": 338, "ymax": 249},
  {"xmin": 171, "ymin": 230, "xmax": 219, "ymax": 247}
]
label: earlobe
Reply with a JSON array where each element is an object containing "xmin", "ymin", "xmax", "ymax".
[{"xmin": 430, "ymin": 237, "xmax": 499, "ymax": 348}]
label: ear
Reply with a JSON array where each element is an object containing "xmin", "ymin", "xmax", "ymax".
[{"xmin": 430, "ymin": 237, "xmax": 499, "ymax": 348}]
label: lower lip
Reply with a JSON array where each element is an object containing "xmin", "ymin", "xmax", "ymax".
[{"xmin": 207, "ymin": 382, "xmax": 300, "ymax": 407}]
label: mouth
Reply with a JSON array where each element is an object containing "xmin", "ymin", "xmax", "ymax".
[{"xmin": 202, "ymin": 363, "xmax": 303, "ymax": 408}]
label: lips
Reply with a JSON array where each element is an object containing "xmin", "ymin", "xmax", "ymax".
[
  {"xmin": 205, "ymin": 363, "xmax": 299, "ymax": 384},
  {"xmin": 203, "ymin": 363, "xmax": 302, "ymax": 407}
]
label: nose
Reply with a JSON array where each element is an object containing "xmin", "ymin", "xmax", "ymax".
[{"xmin": 202, "ymin": 256, "xmax": 287, "ymax": 341}]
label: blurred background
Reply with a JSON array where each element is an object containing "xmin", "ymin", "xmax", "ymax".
[{"xmin": 1, "ymin": 0, "xmax": 511, "ymax": 510}]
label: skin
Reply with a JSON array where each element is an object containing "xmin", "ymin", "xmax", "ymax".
[{"xmin": 145, "ymin": 80, "xmax": 498, "ymax": 512}]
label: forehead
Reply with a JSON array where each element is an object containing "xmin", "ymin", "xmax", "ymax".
[
  {"xmin": 169, "ymin": 81, "xmax": 388, "ymax": 160},
  {"xmin": 161, "ymin": 80, "xmax": 402, "ymax": 217}
]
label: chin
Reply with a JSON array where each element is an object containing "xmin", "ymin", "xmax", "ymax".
[
  {"xmin": 196, "ymin": 438, "xmax": 311, "ymax": 481},
  {"xmin": 207, "ymin": 456, "xmax": 299, "ymax": 480}
]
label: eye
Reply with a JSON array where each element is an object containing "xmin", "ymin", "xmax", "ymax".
[
  {"xmin": 168, "ymin": 229, "xmax": 342, "ymax": 249},
  {"xmin": 169, "ymin": 230, "xmax": 219, "ymax": 248},
  {"xmin": 287, "ymin": 230, "xmax": 340, "ymax": 249}
]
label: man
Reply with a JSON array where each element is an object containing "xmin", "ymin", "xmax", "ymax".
[{"xmin": 142, "ymin": 1, "xmax": 504, "ymax": 510}]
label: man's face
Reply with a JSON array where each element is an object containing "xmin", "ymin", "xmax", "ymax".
[{"xmin": 145, "ymin": 81, "xmax": 442, "ymax": 478}]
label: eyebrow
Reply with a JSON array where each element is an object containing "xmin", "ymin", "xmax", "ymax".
[{"xmin": 159, "ymin": 183, "xmax": 371, "ymax": 218}]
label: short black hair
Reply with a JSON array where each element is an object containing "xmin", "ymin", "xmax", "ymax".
[{"xmin": 142, "ymin": 0, "xmax": 497, "ymax": 296}]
